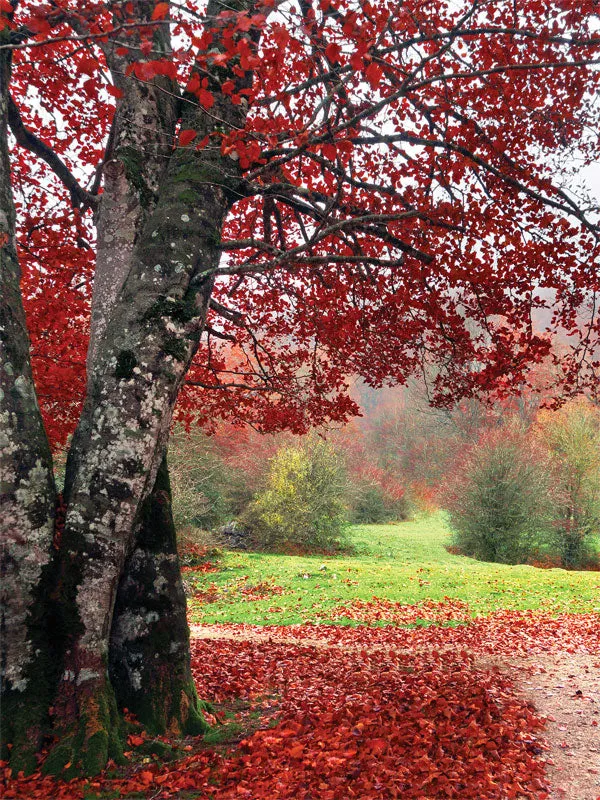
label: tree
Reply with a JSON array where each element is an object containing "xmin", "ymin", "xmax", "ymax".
[{"xmin": 2, "ymin": 0, "xmax": 600, "ymax": 778}]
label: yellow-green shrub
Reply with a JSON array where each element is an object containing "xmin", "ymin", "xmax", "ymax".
[{"xmin": 244, "ymin": 438, "xmax": 348, "ymax": 551}]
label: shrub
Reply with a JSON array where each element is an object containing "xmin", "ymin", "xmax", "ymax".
[
  {"xmin": 349, "ymin": 482, "xmax": 391, "ymax": 523},
  {"xmin": 243, "ymin": 437, "xmax": 348, "ymax": 551},
  {"xmin": 536, "ymin": 398, "xmax": 600, "ymax": 569},
  {"xmin": 168, "ymin": 425, "xmax": 234, "ymax": 529},
  {"xmin": 444, "ymin": 425, "xmax": 554, "ymax": 565},
  {"xmin": 348, "ymin": 480, "xmax": 411, "ymax": 523}
]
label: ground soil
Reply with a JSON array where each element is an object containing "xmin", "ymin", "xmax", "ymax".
[
  {"xmin": 190, "ymin": 624, "xmax": 600, "ymax": 800},
  {"xmin": 497, "ymin": 652, "xmax": 600, "ymax": 800}
]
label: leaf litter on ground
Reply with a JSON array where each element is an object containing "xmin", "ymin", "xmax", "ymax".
[{"xmin": 4, "ymin": 603, "xmax": 600, "ymax": 800}]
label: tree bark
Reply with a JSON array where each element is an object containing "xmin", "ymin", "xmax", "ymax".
[
  {"xmin": 45, "ymin": 89, "xmax": 244, "ymax": 774},
  {"xmin": 87, "ymin": 26, "xmax": 178, "ymax": 370},
  {"xmin": 109, "ymin": 456, "xmax": 208, "ymax": 736},
  {"xmin": 85, "ymin": 43, "xmax": 207, "ymax": 740},
  {"xmin": 3, "ymin": 0, "xmax": 254, "ymax": 775},
  {"xmin": 0, "ymin": 43, "xmax": 57, "ymax": 774}
]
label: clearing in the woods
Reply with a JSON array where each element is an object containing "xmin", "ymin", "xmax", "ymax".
[
  {"xmin": 4, "ymin": 516, "xmax": 599, "ymax": 800},
  {"xmin": 185, "ymin": 515, "xmax": 599, "ymax": 624}
]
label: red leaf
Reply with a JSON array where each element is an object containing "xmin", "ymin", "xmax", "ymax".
[
  {"xmin": 364, "ymin": 61, "xmax": 383, "ymax": 88},
  {"xmin": 186, "ymin": 75, "xmax": 201, "ymax": 94},
  {"xmin": 138, "ymin": 770, "xmax": 154, "ymax": 785},
  {"xmin": 105, "ymin": 84, "xmax": 124, "ymax": 99},
  {"xmin": 350, "ymin": 51, "xmax": 364, "ymax": 71},
  {"xmin": 178, "ymin": 129, "xmax": 197, "ymax": 147},
  {"xmin": 151, "ymin": 2, "xmax": 169, "ymax": 20},
  {"xmin": 325, "ymin": 42, "xmax": 342, "ymax": 64},
  {"xmin": 197, "ymin": 88, "xmax": 215, "ymax": 109},
  {"xmin": 234, "ymin": 14, "xmax": 253, "ymax": 32},
  {"xmin": 77, "ymin": 57, "xmax": 97, "ymax": 77}
]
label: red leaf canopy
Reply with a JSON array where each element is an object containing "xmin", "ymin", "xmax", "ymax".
[{"xmin": 5, "ymin": 0, "xmax": 600, "ymax": 446}]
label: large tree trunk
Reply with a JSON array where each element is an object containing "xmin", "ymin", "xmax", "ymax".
[
  {"xmin": 44, "ymin": 90, "xmax": 244, "ymax": 774},
  {"xmin": 0, "ymin": 47, "xmax": 57, "ymax": 774},
  {"xmin": 3, "ymin": 0, "xmax": 253, "ymax": 776}
]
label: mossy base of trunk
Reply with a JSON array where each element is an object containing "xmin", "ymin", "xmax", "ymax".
[
  {"xmin": 0, "ymin": 686, "xmax": 48, "ymax": 775},
  {"xmin": 110, "ymin": 591, "xmax": 210, "ymax": 736},
  {"xmin": 43, "ymin": 677, "xmax": 125, "ymax": 778},
  {"xmin": 121, "ymin": 668, "xmax": 210, "ymax": 737},
  {"xmin": 109, "ymin": 456, "xmax": 209, "ymax": 737}
]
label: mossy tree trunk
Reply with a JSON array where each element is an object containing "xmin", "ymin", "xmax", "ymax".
[
  {"xmin": 45, "ymin": 51, "xmax": 247, "ymax": 775},
  {"xmin": 4, "ymin": 0, "xmax": 256, "ymax": 777},
  {"xmin": 0, "ymin": 38, "xmax": 58, "ymax": 775},
  {"xmin": 109, "ymin": 456, "xmax": 208, "ymax": 737}
]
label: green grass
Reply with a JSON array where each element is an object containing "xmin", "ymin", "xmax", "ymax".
[{"xmin": 186, "ymin": 514, "xmax": 600, "ymax": 625}]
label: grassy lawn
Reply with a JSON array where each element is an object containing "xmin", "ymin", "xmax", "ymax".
[{"xmin": 186, "ymin": 514, "xmax": 600, "ymax": 625}]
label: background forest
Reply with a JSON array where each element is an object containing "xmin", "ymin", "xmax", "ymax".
[{"xmin": 167, "ymin": 373, "xmax": 600, "ymax": 571}]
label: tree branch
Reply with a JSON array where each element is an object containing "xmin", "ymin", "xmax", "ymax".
[{"xmin": 8, "ymin": 95, "xmax": 98, "ymax": 210}]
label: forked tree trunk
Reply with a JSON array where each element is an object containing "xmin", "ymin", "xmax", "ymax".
[
  {"xmin": 3, "ymin": 0, "xmax": 253, "ymax": 776},
  {"xmin": 44, "ymin": 90, "xmax": 243, "ymax": 774},
  {"xmin": 0, "ymin": 46, "xmax": 58, "ymax": 775}
]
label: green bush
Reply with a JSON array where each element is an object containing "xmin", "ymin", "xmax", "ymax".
[
  {"xmin": 349, "ymin": 481, "xmax": 411, "ymax": 524},
  {"xmin": 243, "ymin": 437, "xmax": 348, "ymax": 551},
  {"xmin": 444, "ymin": 426, "xmax": 554, "ymax": 565},
  {"xmin": 536, "ymin": 399, "xmax": 600, "ymax": 569},
  {"xmin": 168, "ymin": 426, "xmax": 233, "ymax": 529},
  {"xmin": 349, "ymin": 483, "xmax": 390, "ymax": 524}
]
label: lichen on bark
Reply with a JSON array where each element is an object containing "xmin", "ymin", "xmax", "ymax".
[
  {"xmin": 0, "ymin": 38, "xmax": 57, "ymax": 774},
  {"xmin": 3, "ymin": 0, "xmax": 257, "ymax": 775},
  {"xmin": 110, "ymin": 457, "xmax": 209, "ymax": 736}
]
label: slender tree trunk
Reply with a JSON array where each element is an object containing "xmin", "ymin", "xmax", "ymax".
[{"xmin": 0, "ymin": 46, "xmax": 57, "ymax": 774}]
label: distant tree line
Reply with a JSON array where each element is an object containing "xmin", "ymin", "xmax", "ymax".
[{"xmin": 169, "ymin": 391, "xmax": 599, "ymax": 568}]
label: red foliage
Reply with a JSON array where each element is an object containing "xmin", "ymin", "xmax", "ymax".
[
  {"xmin": 239, "ymin": 580, "xmax": 286, "ymax": 601},
  {"xmin": 178, "ymin": 541, "xmax": 220, "ymax": 572},
  {"xmin": 192, "ymin": 638, "xmax": 548, "ymax": 799},
  {"xmin": 325, "ymin": 596, "xmax": 473, "ymax": 625},
  {"xmin": 192, "ymin": 578, "xmax": 286, "ymax": 604},
  {"xmin": 4, "ymin": 610, "xmax": 600, "ymax": 799},
  {"xmin": 4, "ymin": 0, "xmax": 600, "ymax": 447},
  {"xmin": 192, "ymin": 582, "xmax": 222, "ymax": 604},
  {"xmin": 215, "ymin": 611, "xmax": 600, "ymax": 658}
]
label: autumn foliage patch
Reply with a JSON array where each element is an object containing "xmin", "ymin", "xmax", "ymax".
[
  {"xmin": 5, "ymin": 607, "xmax": 600, "ymax": 799},
  {"xmin": 178, "ymin": 540, "xmax": 221, "ymax": 573},
  {"xmin": 324, "ymin": 596, "xmax": 473, "ymax": 625},
  {"xmin": 191, "ymin": 638, "xmax": 548, "ymax": 800}
]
